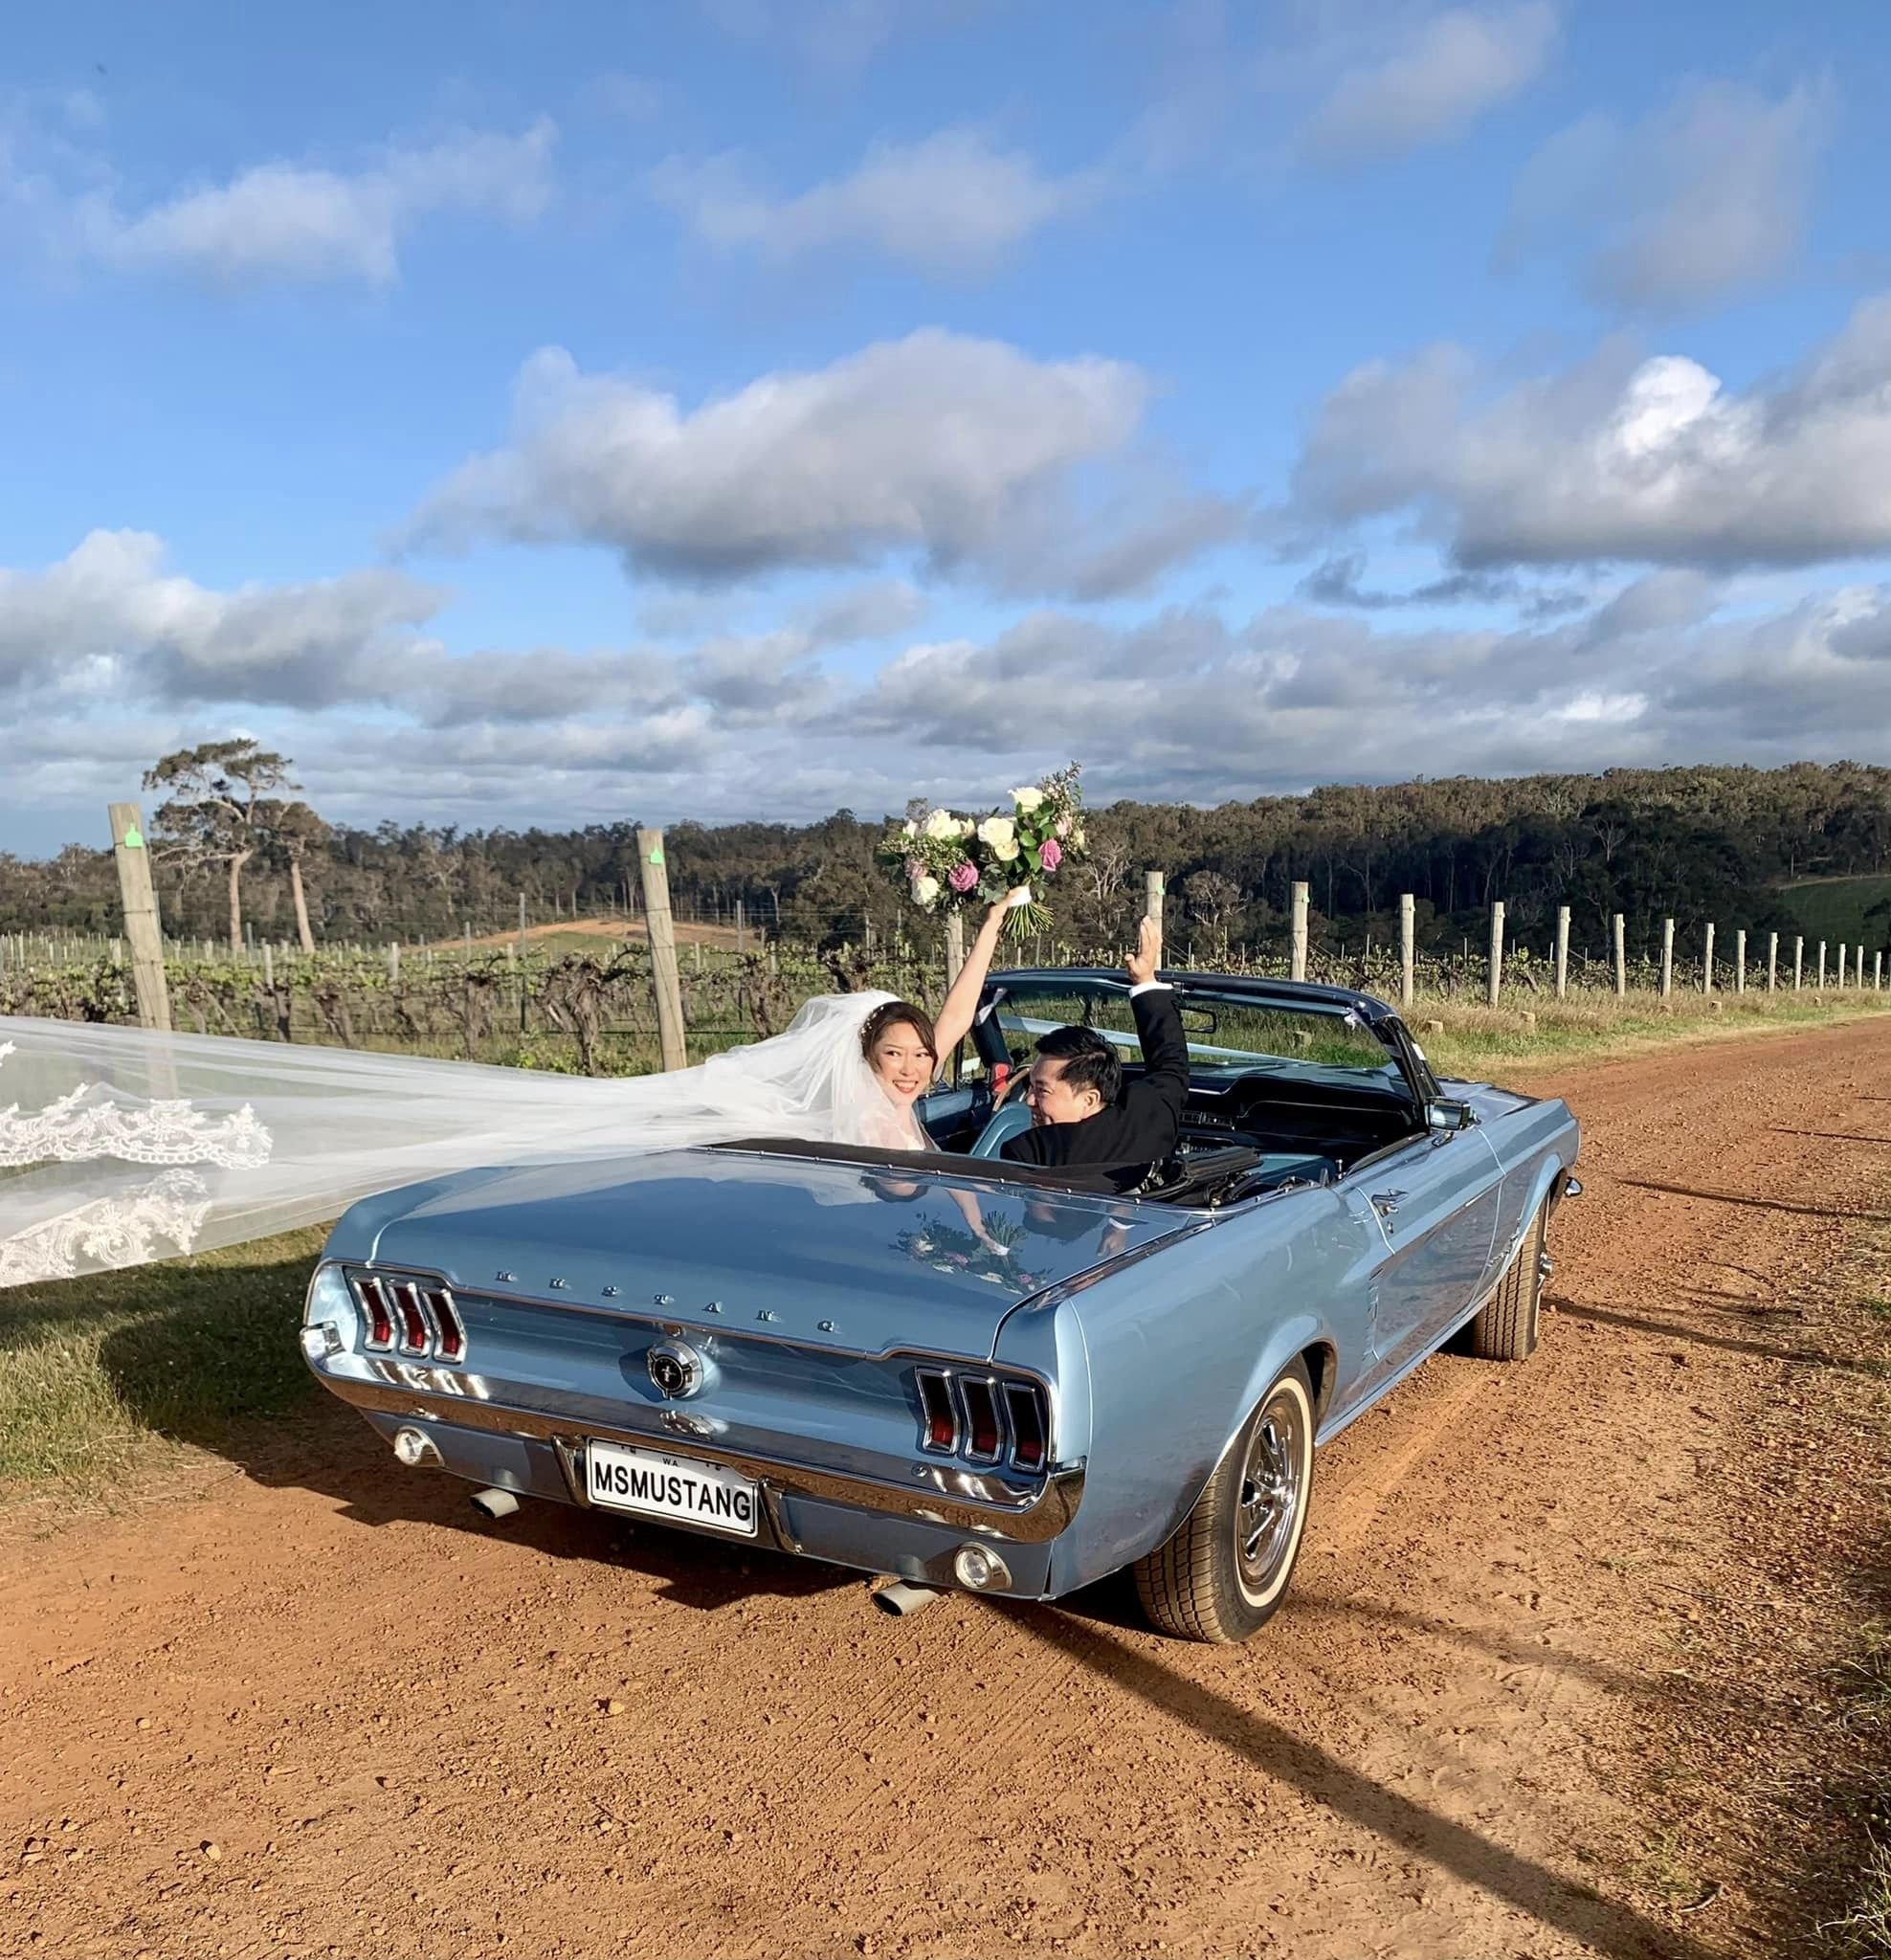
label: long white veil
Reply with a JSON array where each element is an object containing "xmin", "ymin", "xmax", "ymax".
[{"xmin": 0, "ymin": 992, "xmax": 911, "ymax": 1289}]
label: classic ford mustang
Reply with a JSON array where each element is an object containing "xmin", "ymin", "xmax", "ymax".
[{"xmin": 301, "ymin": 969, "xmax": 1580, "ymax": 1642}]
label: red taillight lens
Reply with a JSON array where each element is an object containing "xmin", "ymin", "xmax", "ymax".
[
  {"xmin": 1005, "ymin": 1384, "xmax": 1047, "ymax": 1470},
  {"xmin": 392, "ymin": 1282, "xmax": 430, "ymax": 1354},
  {"xmin": 917, "ymin": 1371, "xmax": 957, "ymax": 1451},
  {"xmin": 428, "ymin": 1290, "xmax": 463, "ymax": 1361},
  {"xmin": 961, "ymin": 1378, "xmax": 1001, "ymax": 1460},
  {"xmin": 357, "ymin": 1277, "xmax": 393, "ymax": 1348}
]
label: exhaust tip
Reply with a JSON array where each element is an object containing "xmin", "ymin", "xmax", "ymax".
[
  {"xmin": 470, "ymin": 1486, "xmax": 522, "ymax": 1520},
  {"xmin": 872, "ymin": 1579, "xmax": 942, "ymax": 1617}
]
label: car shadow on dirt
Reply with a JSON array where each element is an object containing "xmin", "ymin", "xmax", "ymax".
[
  {"xmin": 1013, "ymin": 1606, "xmax": 1721, "ymax": 1960},
  {"xmin": 1546, "ymin": 1291, "xmax": 1875, "ymax": 1372},
  {"xmin": 1619, "ymin": 1175, "xmax": 1889, "ymax": 1220}
]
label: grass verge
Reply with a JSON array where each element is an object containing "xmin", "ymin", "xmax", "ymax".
[
  {"xmin": 1415, "ymin": 988, "xmax": 1891, "ymax": 1079},
  {"xmin": 0, "ymin": 1226, "xmax": 323, "ymax": 1508}
]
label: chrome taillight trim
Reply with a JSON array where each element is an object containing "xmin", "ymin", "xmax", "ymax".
[
  {"xmin": 1004, "ymin": 1382, "xmax": 1047, "ymax": 1471},
  {"xmin": 915, "ymin": 1369, "xmax": 959, "ymax": 1454},
  {"xmin": 355, "ymin": 1275, "xmax": 395, "ymax": 1351},
  {"xmin": 351, "ymin": 1270, "xmax": 463, "ymax": 1367},
  {"xmin": 958, "ymin": 1377, "xmax": 1003, "ymax": 1463},
  {"xmin": 912, "ymin": 1368, "xmax": 1049, "ymax": 1474}
]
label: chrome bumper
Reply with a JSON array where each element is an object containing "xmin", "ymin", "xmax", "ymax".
[{"xmin": 316, "ymin": 1371, "xmax": 1085, "ymax": 1545}]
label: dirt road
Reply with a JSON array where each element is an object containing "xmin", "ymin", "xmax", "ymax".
[{"xmin": 6, "ymin": 1021, "xmax": 1888, "ymax": 1960}]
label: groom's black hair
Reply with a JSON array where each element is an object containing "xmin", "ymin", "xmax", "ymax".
[{"xmin": 1034, "ymin": 1025, "xmax": 1121, "ymax": 1109}]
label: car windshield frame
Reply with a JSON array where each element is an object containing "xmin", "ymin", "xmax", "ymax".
[{"xmin": 973, "ymin": 969, "xmax": 1431, "ymax": 1107}]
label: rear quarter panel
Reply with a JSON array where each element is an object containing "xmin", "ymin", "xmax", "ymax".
[{"xmin": 996, "ymin": 1185, "xmax": 1382, "ymax": 1594}]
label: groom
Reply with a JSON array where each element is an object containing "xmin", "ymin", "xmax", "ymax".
[{"xmin": 1000, "ymin": 918, "xmax": 1190, "ymax": 1193}]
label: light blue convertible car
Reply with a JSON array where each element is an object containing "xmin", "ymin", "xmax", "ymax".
[{"xmin": 301, "ymin": 969, "xmax": 1580, "ymax": 1643}]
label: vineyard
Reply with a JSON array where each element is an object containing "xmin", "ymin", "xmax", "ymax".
[{"xmin": 2, "ymin": 914, "xmax": 1871, "ymax": 1079}]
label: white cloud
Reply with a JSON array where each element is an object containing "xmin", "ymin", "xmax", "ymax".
[
  {"xmin": 649, "ymin": 128, "xmax": 1101, "ymax": 277},
  {"xmin": 404, "ymin": 330, "xmax": 1235, "ymax": 596},
  {"xmin": 1305, "ymin": 3, "xmax": 1559, "ymax": 163},
  {"xmin": 64, "ymin": 121, "xmax": 555, "ymax": 284},
  {"xmin": 1290, "ymin": 297, "xmax": 1891, "ymax": 570},
  {"xmin": 0, "ymin": 530, "xmax": 447, "ymax": 707},
  {"xmin": 1502, "ymin": 78, "xmax": 1828, "ymax": 311},
  {"xmin": 6, "ymin": 529, "xmax": 1891, "ymax": 832}
]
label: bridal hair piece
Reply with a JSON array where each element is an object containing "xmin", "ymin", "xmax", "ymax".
[{"xmin": 0, "ymin": 994, "xmax": 905, "ymax": 1289}]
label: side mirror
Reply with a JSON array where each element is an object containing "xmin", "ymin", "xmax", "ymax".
[{"xmin": 1427, "ymin": 1099, "xmax": 1477, "ymax": 1133}]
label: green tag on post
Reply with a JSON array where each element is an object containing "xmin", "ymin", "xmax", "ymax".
[
  {"xmin": 647, "ymin": 845, "xmax": 665, "ymax": 866},
  {"xmin": 122, "ymin": 826, "xmax": 145, "ymax": 849}
]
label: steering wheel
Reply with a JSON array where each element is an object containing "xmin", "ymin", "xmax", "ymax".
[{"xmin": 994, "ymin": 1058, "xmax": 1034, "ymax": 1108}]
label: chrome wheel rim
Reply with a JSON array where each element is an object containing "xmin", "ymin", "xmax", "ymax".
[{"xmin": 1235, "ymin": 1390, "xmax": 1307, "ymax": 1593}]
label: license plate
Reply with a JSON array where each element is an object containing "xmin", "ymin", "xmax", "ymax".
[{"xmin": 585, "ymin": 1439, "xmax": 759, "ymax": 1537}]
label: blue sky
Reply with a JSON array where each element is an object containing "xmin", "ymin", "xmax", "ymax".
[{"xmin": 4, "ymin": 0, "xmax": 1890, "ymax": 855}]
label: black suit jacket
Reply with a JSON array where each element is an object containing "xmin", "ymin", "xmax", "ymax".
[{"xmin": 1000, "ymin": 986, "xmax": 1190, "ymax": 1193}]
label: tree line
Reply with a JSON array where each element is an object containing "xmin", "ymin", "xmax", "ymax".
[{"xmin": 6, "ymin": 747, "xmax": 1890, "ymax": 956}]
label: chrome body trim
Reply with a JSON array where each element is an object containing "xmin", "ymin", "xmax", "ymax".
[{"xmin": 319, "ymin": 1371, "xmax": 1085, "ymax": 1544}]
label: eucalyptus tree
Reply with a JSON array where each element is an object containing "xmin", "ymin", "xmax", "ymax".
[{"xmin": 144, "ymin": 740, "xmax": 299, "ymax": 953}]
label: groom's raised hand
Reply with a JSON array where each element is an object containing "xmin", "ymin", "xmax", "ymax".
[{"xmin": 1125, "ymin": 916, "xmax": 1162, "ymax": 989}]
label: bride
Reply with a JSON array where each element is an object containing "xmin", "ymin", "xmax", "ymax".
[{"xmin": 0, "ymin": 895, "xmax": 1024, "ymax": 1288}]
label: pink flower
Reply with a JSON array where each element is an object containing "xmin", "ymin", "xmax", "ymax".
[
  {"xmin": 904, "ymin": 857, "xmax": 924, "ymax": 881},
  {"xmin": 948, "ymin": 860, "xmax": 978, "ymax": 893},
  {"xmin": 1038, "ymin": 837, "xmax": 1063, "ymax": 873}
]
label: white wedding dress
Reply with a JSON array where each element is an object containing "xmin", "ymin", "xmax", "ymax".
[{"xmin": 0, "ymin": 991, "xmax": 928, "ymax": 1289}]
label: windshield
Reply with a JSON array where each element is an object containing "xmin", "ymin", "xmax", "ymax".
[{"xmin": 983, "ymin": 978, "xmax": 1402, "ymax": 1086}]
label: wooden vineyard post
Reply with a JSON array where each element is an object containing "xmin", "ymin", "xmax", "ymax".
[
  {"xmin": 1818, "ymin": 941, "xmax": 1827, "ymax": 990},
  {"xmin": 1145, "ymin": 870, "xmax": 1166, "ymax": 970},
  {"xmin": 108, "ymin": 802, "xmax": 172, "ymax": 1032},
  {"xmin": 944, "ymin": 911, "xmax": 967, "ymax": 991},
  {"xmin": 1659, "ymin": 918, "xmax": 1674, "ymax": 1000},
  {"xmin": 518, "ymin": 893, "xmax": 530, "ymax": 1033},
  {"xmin": 1838, "ymin": 944, "xmax": 1849, "ymax": 990},
  {"xmin": 636, "ymin": 829, "xmax": 688, "ymax": 1072},
  {"xmin": 1398, "ymin": 893, "xmax": 1414, "ymax": 1008},
  {"xmin": 1290, "ymin": 881, "xmax": 1309, "ymax": 982},
  {"xmin": 1703, "ymin": 922, "xmax": 1718, "ymax": 993},
  {"xmin": 735, "ymin": 900, "xmax": 746, "ymax": 955},
  {"xmin": 1768, "ymin": 931, "xmax": 1778, "ymax": 992},
  {"xmin": 1732, "ymin": 928, "xmax": 1745, "ymax": 993},
  {"xmin": 1612, "ymin": 914, "xmax": 1626, "ymax": 998},
  {"xmin": 1554, "ymin": 905, "xmax": 1569, "ymax": 1000},
  {"xmin": 389, "ymin": 942, "xmax": 400, "ymax": 986},
  {"xmin": 1793, "ymin": 937, "xmax": 1804, "ymax": 990},
  {"xmin": 1487, "ymin": 902, "xmax": 1504, "ymax": 1008},
  {"xmin": 1877, "ymin": 951, "xmax": 1884, "ymax": 991}
]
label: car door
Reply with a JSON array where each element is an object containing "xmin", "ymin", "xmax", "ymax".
[{"xmin": 1349, "ymin": 1125, "xmax": 1505, "ymax": 1389}]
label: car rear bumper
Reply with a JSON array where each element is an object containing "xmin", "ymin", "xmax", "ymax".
[{"xmin": 315, "ymin": 1370, "xmax": 1085, "ymax": 1557}]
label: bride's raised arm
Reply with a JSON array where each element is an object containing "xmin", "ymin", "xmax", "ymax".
[{"xmin": 930, "ymin": 895, "xmax": 1024, "ymax": 1072}]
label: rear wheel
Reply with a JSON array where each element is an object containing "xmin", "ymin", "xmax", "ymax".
[
  {"xmin": 1133, "ymin": 1359, "xmax": 1316, "ymax": 1644},
  {"xmin": 1464, "ymin": 1201, "xmax": 1547, "ymax": 1361}
]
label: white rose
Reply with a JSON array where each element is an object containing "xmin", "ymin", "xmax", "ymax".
[
  {"xmin": 956, "ymin": 816, "xmax": 976, "ymax": 838},
  {"xmin": 1011, "ymin": 786, "xmax": 1045, "ymax": 813},
  {"xmin": 977, "ymin": 814, "xmax": 1016, "ymax": 853},
  {"xmin": 901, "ymin": 818, "xmax": 919, "ymax": 838},
  {"xmin": 923, "ymin": 809, "xmax": 959, "ymax": 841},
  {"xmin": 912, "ymin": 874, "xmax": 942, "ymax": 907}
]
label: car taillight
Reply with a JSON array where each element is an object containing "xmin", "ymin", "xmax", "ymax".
[
  {"xmin": 427, "ymin": 1289, "xmax": 463, "ymax": 1361},
  {"xmin": 1005, "ymin": 1384, "xmax": 1047, "ymax": 1470},
  {"xmin": 917, "ymin": 1370, "xmax": 958, "ymax": 1452},
  {"xmin": 960, "ymin": 1378, "xmax": 1001, "ymax": 1461},
  {"xmin": 911, "ymin": 1369, "xmax": 1049, "ymax": 1471},
  {"xmin": 349, "ymin": 1272, "xmax": 463, "ymax": 1364},
  {"xmin": 392, "ymin": 1281, "xmax": 431, "ymax": 1355},
  {"xmin": 356, "ymin": 1277, "xmax": 394, "ymax": 1349}
]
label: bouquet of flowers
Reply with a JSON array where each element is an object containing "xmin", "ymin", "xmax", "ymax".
[{"xmin": 877, "ymin": 764, "xmax": 1085, "ymax": 935}]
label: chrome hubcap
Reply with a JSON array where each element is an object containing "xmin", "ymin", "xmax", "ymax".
[{"xmin": 1235, "ymin": 1392, "xmax": 1306, "ymax": 1591}]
